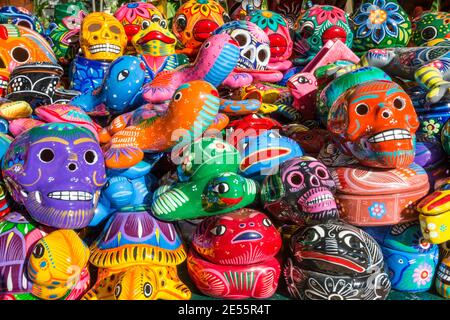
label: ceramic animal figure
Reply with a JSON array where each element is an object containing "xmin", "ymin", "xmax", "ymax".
[
  {"xmin": 142, "ymin": 33, "xmax": 240, "ymax": 103},
  {"xmin": 411, "ymin": 6, "xmax": 450, "ymax": 46},
  {"xmin": 70, "ymin": 55, "xmax": 147, "ymax": 115},
  {"xmin": 102, "ymin": 81, "xmax": 221, "ymax": 169},
  {"xmin": 0, "ymin": 100, "xmax": 32, "ymax": 120},
  {"xmin": 82, "ymin": 210, "xmax": 190, "ymax": 300}
]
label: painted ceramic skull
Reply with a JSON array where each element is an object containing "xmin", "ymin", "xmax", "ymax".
[
  {"xmin": 261, "ymin": 156, "xmax": 338, "ymax": 226},
  {"xmin": 327, "ymin": 80, "xmax": 420, "ymax": 168},
  {"xmin": 0, "ymin": 6, "xmax": 44, "ymax": 35},
  {"xmin": 213, "ymin": 20, "xmax": 270, "ymax": 70},
  {"xmin": 80, "ymin": 12, "xmax": 127, "ymax": 61},
  {"xmin": 2, "ymin": 123, "xmax": 107, "ymax": 229}
]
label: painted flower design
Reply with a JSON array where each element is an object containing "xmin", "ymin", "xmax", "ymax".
[
  {"xmin": 422, "ymin": 119, "xmax": 441, "ymax": 136},
  {"xmin": 308, "ymin": 5, "xmax": 346, "ymax": 25},
  {"xmin": 412, "ymin": 230, "xmax": 432, "ymax": 253},
  {"xmin": 353, "ymin": 0, "xmax": 406, "ymax": 44},
  {"xmin": 305, "ymin": 277, "xmax": 359, "ymax": 300},
  {"xmin": 250, "ymin": 11, "xmax": 286, "ymax": 32},
  {"xmin": 114, "ymin": 2, "xmax": 155, "ymax": 23},
  {"xmin": 369, "ymin": 202, "xmax": 386, "ymax": 219},
  {"xmin": 185, "ymin": 0, "xmax": 221, "ymax": 17},
  {"xmin": 412, "ymin": 263, "xmax": 433, "ymax": 286}
]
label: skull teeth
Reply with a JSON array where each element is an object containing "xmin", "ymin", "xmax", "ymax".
[
  {"xmin": 88, "ymin": 44, "xmax": 121, "ymax": 54},
  {"xmin": 306, "ymin": 194, "xmax": 334, "ymax": 206},
  {"xmin": 47, "ymin": 191, "xmax": 93, "ymax": 201},
  {"xmin": 367, "ymin": 129, "xmax": 411, "ymax": 143},
  {"xmin": 437, "ymin": 264, "xmax": 450, "ymax": 283}
]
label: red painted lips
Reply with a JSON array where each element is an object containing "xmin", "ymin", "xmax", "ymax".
[{"xmin": 137, "ymin": 31, "xmax": 176, "ymax": 45}]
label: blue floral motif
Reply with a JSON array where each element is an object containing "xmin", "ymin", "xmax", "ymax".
[
  {"xmin": 353, "ymin": 0, "xmax": 405, "ymax": 44},
  {"xmin": 368, "ymin": 202, "xmax": 386, "ymax": 219}
]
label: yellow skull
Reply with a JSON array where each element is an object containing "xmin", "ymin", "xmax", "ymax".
[{"xmin": 80, "ymin": 12, "xmax": 127, "ymax": 61}]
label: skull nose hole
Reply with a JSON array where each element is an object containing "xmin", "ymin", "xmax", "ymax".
[
  {"xmin": 68, "ymin": 163, "xmax": 77, "ymax": 172},
  {"xmin": 382, "ymin": 111, "xmax": 390, "ymax": 118},
  {"xmin": 244, "ymin": 50, "xmax": 252, "ymax": 59},
  {"xmin": 310, "ymin": 176, "xmax": 320, "ymax": 187}
]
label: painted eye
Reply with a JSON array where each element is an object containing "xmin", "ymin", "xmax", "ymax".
[
  {"xmin": 299, "ymin": 22, "xmax": 314, "ymax": 39},
  {"xmin": 421, "ymin": 26, "xmax": 437, "ymax": 41},
  {"xmin": 393, "ymin": 97, "xmax": 405, "ymax": 110},
  {"xmin": 355, "ymin": 103, "xmax": 369, "ymax": 116},
  {"xmin": 175, "ymin": 14, "xmax": 187, "ymax": 32},
  {"xmin": 173, "ymin": 92, "xmax": 182, "ymax": 101},
  {"xmin": 304, "ymin": 228, "xmax": 320, "ymax": 243},
  {"xmin": 223, "ymin": 13, "xmax": 231, "ymax": 23},
  {"xmin": 38, "ymin": 148, "xmax": 55, "ymax": 163},
  {"xmin": 297, "ymin": 76, "xmax": 309, "ymax": 84},
  {"xmin": 11, "ymin": 46, "xmax": 30, "ymax": 63},
  {"xmin": 142, "ymin": 20, "xmax": 150, "ymax": 30},
  {"xmin": 398, "ymin": 259, "xmax": 404, "ymax": 264},
  {"xmin": 210, "ymin": 225, "xmax": 227, "ymax": 236},
  {"xmin": 203, "ymin": 41, "xmax": 211, "ymax": 49},
  {"xmin": 117, "ymin": 69, "xmax": 129, "ymax": 81},
  {"xmin": 160, "ymin": 20, "xmax": 167, "ymax": 29},
  {"xmin": 262, "ymin": 218, "xmax": 272, "ymax": 227},
  {"xmin": 315, "ymin": 167, "xmax": 329, "ymax": 179},
  {"xmin": 343, "ymin": 234, "xmax": 363, "ymax": 249},
  {"xmin": 84, "ymin": 150, "xmax": 98, "ymax": 164},
  {"xmin": 151, "ymin": 15, "xmax": 161, "ymax": 23},
  {"xmin": 288, "ymin": 172, "xmax": 304, "ymax": 187},
  {"xmin": 33, "ymin": 243, "xmax": 45, "ymax": 258},
  {"xmin": 213, "ymin": 182, "xmax": 229, "ymax": 194},
  {"xmin": 114, "ymin": 283, "xmax": 121, "ymax": 298},
  {"xmin": 143, "ymin": 282, "xmax": 153, "ymax": 298}
]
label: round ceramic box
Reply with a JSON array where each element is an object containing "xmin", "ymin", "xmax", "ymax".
[{"xmin": 330, "ymin": 163, "xmax": 430, "ymax": 226}]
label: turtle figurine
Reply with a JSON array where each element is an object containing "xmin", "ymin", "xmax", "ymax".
[{"xmin": 82, "ymin": 210, "xmax": 191, "ymax": 300}]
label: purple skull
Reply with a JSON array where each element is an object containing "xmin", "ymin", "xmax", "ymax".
[
  {"xmin": 261, "ymin": 156, "xmax": 338, "ymax": 225},
  {"xmin": 2, "ymin": 123, "xmax": 106, "ymax": 229}
]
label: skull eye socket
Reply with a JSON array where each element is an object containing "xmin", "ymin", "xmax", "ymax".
[
  {"xmin": 421, "ymin": 26, "xmax": 437, "ymax": 41},
  {"xmin": 88, "ymin": 23, "xmax": 102, "ymax": 32},
  {"xmin": 231, "ymin": 30, "xmax": 250, "ymax": 47},
  {"xmin": 143, "ymin": 282, "xmax": 153, "ymax": 298},
  {"xmin": 355, "ymin": 103, "xmax": 369, "ymax": 116},
  {"xmin": 84, "ymin": 150, "xmax": 98, "ymax": 164},
  {"xmin": 33, "ymin": 243, "xmax": 45, "ymax": 258},
  {"xmin": 175, "ymin": 14, "xmax": 187, "ymax": 33},
  {"xmin": 257, "ymin": 46, "xmax": 270, "ymax": 65},
  {"xmin": 110, "ymin": 25, "xmax": 121, "ymax": 34},
  {"xmin": 288, "ymin": 172, "xmax": 304, "ymax": 187},
  {"xmin": 393, "ymin": 97, "xmax": 405, "ymax": 110},
  {"xmin": 38, "ymin": 148, "xmax": 55, "ymax": 163},
  {"xmin": 213, "ymin": 182, "xmax": 229, "ymax": 194},
  {"xmin": 11, "ymin": 47, "xmax": 30, "ymax": 63},
  {"xmin": 315, "ymin": 166, "xmax": 329, "ymax": 179},
  {"xmin": 210, "ymin": 225, "xmax": 227, "ymax": 236}
]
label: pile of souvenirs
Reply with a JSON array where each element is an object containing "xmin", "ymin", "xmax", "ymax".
[{"xmin": 0, "ymin": 0, "xmax": 450, "ymax": 300}]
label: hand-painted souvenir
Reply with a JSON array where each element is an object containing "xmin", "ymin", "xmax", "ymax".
[
  {"xmin": 188, "ymin": 208, "xmax": 281, "ymax": 299},
  {"xmin": 80, "ymin": 12, "xmax": 127, "ymax": 62},
  {"xmin": 172, "ymin": 0, "xmax": 230, "ymax": 58},
  {"xmin": 436, "ymin": 257, "xmax": 450, "ymax": 298},
  {"xmin": 364, "ymin": 221, "xmax": 439, "ymax": 292},
  {"xmin": 9, "ymin": 118, "xmax": 45, "ymax": 137},
  {"xmin": 226, "ymin": 113, "xmax": 282, "ymax": 146},
  {"xmin": 351, "ymin": 0, "xmax": 411, "ymax": 53},
  {"xmin": 416, "ymin": 100, "xmax": 450, "ymax": 140},
  {"xmin": 330, "ymin": 45, "xmax": 450, "ymax": 104},
  {"xmin": 293, "ymin": 5, "xmax": 353, "ymax": 65},
  {"xmin": 102, "ymin": 81, "xmax": 221, "ymax": 169},
  {"xmin": 69, "ymin": 56, "xmax": 110, "ymax": 94},
  {"xmin": 261, "ymin": 156, "xmax": 338, "ymax": 226},
  {"xmin": 71, "ymin": 55, "xmax": 146, "ymax": 115},
  {"xmin": 331, "ymin": 163, "xmax": 429, "ymax": 226},
  {"xmin": 0, "ymin": 24, "xmax": 57, "ymax": 97},
  {"xmin": 114, "ymin": 2, "xmax": 163, "ymax": 55},
  {"xmin": 417, "ymin": 179, "xmax": 450, "ymax": 244},
  {"xmin": 246, "ymin": 7, "xmax": 293, "ymax": 71},
  {"xmin": 411, "ymin": 8, "xmax": 450, "ymax": 46},
  {"xmin": 324, "ymin": 67, "xmax": 420, "ymax": 168},
  {"xmin": 213, "ymin": 20, "xmax": 283, "ymax": 87},
  {"xmin": 0, "ymin": 100, "xmax": 32, "ymax": 120},
  {"xmin": 2, "ymin": 123, "xmax": 107, "ymax": 229},
  {"xmin": 151, "ymin": 137, "xmax": 258, "ymax": 221},
  {"xmin": 142, "ymin": 33, "xmax": 239, "ymax": 103},
  {"xmin": 46, "ymin": 2, "xmax": 87, "ymax": 64},
  {"xmin": 283, "ymin": 127, "xmax": 331, "ymax": 155},
  {"xmin": 237, "ymin": 130, "xmax": 304, "ymax": 181},
  {"xmin": 6, "ymin": 63, "xmax": 78, "ymax": 108},
  {"xmin": 83, "ymin": 210, "xmax": 191, "ymax": 300},
  {"xmin": 0, "ymin": 6, "xmax": 44, "ymax": 35},
  {"xmin": 442, "ymin": 119, "xmax": 450, "ymax": 155},
  {"xmin": 27, "ymin": 230, "xmax": 90, "ymax": 300},
  {"xmin": 284, "ymin": 221, "xmax": 391, "ymax": 300}
]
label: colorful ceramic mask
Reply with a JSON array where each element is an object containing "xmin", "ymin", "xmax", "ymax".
[
  {"xmin": 364, "ymin": 221, "xmax": 439, "ymax": 292},
  {"xmin": 411, "ymin": 10, "xmax": 450, "ymax": 46},
  {"xmin": 326, "ymin": 69, "xmax": 420, "ymax": 168},
  {"xmin": 2, "ymin": 123, "xmax": 107, "ymax": 229},
  {"xmin": 114, "ymin": 2, "xmax": 164, "ymax": 55},
  {"xmin": 417, "ymin": 179, "xmax": 450, "ymax": 244},
  {"xmin": 293, "ymin": 5, "xmax": 353, "ymax": 65},
  {"xmin": 436, "ymin": 257, "xmax": 450, "ymax": 298},
  {"xmin": 261, "ymin": 156, "xmax": 338, "ymax": 226},
  {"xmin": 246, "ymin": 7, "xmax": 293, "ymax": 71},
  {"xmin": 351, "ymin": 0, "xmax": 411, "ymax": 52},
  {"xmin": 188, "ymin": 208, "xmax": 281, "ymax": 299},
  {"xmin": 80, "ymin": 12, "xmax": 127, "ymax": 61},
  {"xmin": 213, "ymin": 20, "xmax": 270, "ymax": 71},
  {"xmin": 0, "ymin": 6, "xmax": 44, "ymax": 35},
  {"xmin": 27, "ymin": 230, "xmax": 90, "ymax": 300},
  {"xmin": 284, "ymin": 221, "xmax": 391, "ymax": 300},
  {"xmin": 172, "ymin": 0, "xmax": 230, "ymax": 57},
  {"xmin": 0, "ymin": 24, "xmax": 57, "ymax": 97},
  {"xmin": 46, "ymin": 2, "xmax": 87, "ymax": 64},
  {"xmin": 237, "ymin": 129, "xmax": 304, "ymax": 180},
  {"xmin": 131, "ymin": 15, "xmax": 176, "ymax": 56}
]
